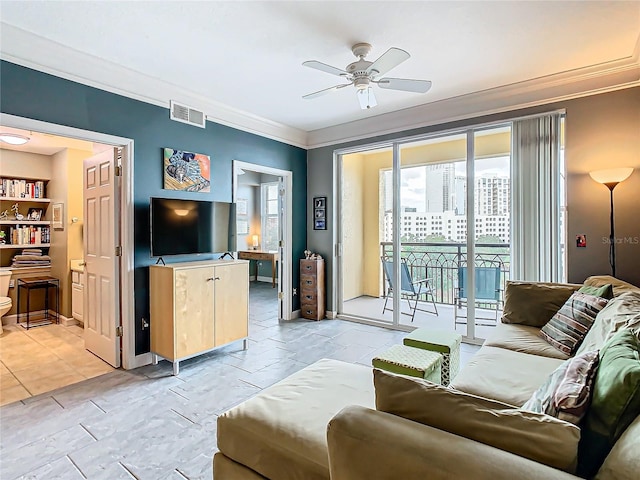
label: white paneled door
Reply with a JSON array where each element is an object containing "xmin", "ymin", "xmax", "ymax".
[{"xmin": 83, "ymin": 148, "xmax": 121, "ymax": 367}]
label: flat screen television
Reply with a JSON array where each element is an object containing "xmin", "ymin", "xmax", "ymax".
[{"xmin": 150, "ymin": 197, "xmax": 236, "ymax": 257}]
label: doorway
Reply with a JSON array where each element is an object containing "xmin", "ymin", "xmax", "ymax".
[
  {"xmin": 232, "ymin": 160, "xmax": 293, "ymax": 320},
  {"xmin": 0, "ymin": 113, "xmax": 136, "ymax": 403}
]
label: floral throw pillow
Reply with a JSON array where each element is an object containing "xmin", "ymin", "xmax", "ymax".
[
  {"xmin": 522, "ymin": 349, "xmax": 599, "ymax": 425},
  {"xmin": 540, "ymin": 292, "xmax": 609, "ymax": 355}
]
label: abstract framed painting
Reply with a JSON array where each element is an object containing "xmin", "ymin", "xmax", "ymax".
[{"xmin": 163, "ymin": 148, "xmax": 211, "ymax": 192}]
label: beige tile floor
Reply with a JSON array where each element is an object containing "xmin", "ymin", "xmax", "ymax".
[{"xmin": 0, "ymin": 323, "xmax": 114, "ymax": 406}]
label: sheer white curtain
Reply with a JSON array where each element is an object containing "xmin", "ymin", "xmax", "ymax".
[{"xmin": 511, "ymin": 113, "xmax": 562, "ymax": 282}]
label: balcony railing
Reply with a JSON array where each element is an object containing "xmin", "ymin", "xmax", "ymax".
[{"xmin": 380, "ymin": 242, "xmax": 511, "ymax": 305}]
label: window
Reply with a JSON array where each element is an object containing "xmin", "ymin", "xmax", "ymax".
[{"xmin": 261, "ymin": 182, "xmax": 279, "ymax": 252}]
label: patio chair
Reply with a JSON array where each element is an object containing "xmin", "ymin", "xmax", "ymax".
[
  {"xmin": 381, "ymin": 259, "xmax": 438, "ymax": 322},
  {"xmin": 454, "ymin": 265, "xmax": 502, "ymax": 327}
]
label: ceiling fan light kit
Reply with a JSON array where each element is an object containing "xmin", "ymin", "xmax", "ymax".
[{"xmin": 303, "ymin": 42, "xmax": 431, "ymax": 110}]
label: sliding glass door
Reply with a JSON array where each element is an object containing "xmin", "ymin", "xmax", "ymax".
[
  {"xmin": 338, "ymin": 115, "xmax": 561, "ymax": 341},
  {"xmin": 396, "ymin": 134, "xmax": 470, "ymax": 334}
]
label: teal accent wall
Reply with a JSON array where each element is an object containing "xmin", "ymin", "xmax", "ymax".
[{"xmin": 0, "ymin": 61, "xmax": 307, "ymax": 355}]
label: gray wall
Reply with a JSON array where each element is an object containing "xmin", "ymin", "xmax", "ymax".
[{"xmin": 308, "ymin": 87, "xmax": 640, "ymax": 311}]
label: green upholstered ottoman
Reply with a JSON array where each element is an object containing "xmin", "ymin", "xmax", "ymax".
[
  {"xmin": 403, "ymin": 329, "xmax": 462, "ymax": 386},
  {"xmin": 372, "ymin": 344, "xmax": 442, "ymax": 383}
]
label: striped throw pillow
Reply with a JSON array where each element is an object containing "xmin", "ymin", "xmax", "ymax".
[
  {"xmin": 539, "ymin": 292, "xmax": 609, "ymax": 355},
  {"xmin": 522, "ymin": 349, "xmax": 599, "ymax": 425}
]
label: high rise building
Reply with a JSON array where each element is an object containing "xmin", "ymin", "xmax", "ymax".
[
  {"xmin": 424, "ymin": 164, "xmax": 456, "ymax": 212},
  {"xmin": 475, "ymin": 175, "xmax": 510, "ymax": 216},
  {"xmin": 382, "ymin": 166, "xmax": 510, "ymax": 243}
]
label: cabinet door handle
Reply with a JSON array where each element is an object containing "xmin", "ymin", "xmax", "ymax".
[{"xmin": 206, "ymin": 277, "xmax": 220, "ymax": 282}]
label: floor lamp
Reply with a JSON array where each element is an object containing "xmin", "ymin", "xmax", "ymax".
[{"xmin": 589, "ymin": 167, "xmax": 634, "ymax": 278}]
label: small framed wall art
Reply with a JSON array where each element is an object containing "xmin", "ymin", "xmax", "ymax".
[
  {"xmin": 313, "ymin": 196, "xmax": 326, "ymax": 230},
  {"xmin": 163, "ymin": 148, "xmax": 211, "ymax": 192}
]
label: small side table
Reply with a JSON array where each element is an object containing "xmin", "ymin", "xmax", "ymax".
[
  {"xmin": 373, "ymin": 344, "xmax": 442, "ymax": 383},
  {"xmin": 403, "ymin": 328, "xmax": 462, "ymax": 386},
  {"xmin": 17, "ymin": 276, "xmax": 60, "ymax": 329}
]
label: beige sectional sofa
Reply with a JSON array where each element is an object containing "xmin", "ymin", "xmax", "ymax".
[{"xmin": 214, "ymin": 276, "xmax": 640, "ymax": 480}]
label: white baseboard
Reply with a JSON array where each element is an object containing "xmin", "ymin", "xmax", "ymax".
[
  {"xmin": 2, "ymin": 310, "xmax": 48, "ymax": 325},
  {"xmin": 2, "ymin": 313, "xmax": 19, "ymax": 325},
  {"xmin": 326, "ymin": 310, "xmax": 337, "ymax": 319},
  {"xmin": 2, "ymin": 311, "xmax": 82, "ymax": 328},
  {"xmin": 58, "ymin": 314, "xmax": 77, "ymax": 326},
  {"xmin": 291, "ymin": 309, "xmax": 300, "ymax": 319},
  {"xmin": 255, "ymin": 275, "xmax": 279, "ymax": 284}
]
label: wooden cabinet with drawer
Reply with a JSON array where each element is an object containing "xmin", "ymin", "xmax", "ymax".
[{"xmin": 300, "ymin": 258, "xmax": 325, "ymax": 320}]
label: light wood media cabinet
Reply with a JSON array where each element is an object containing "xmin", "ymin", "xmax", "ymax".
[{"xmin": 150, "ymin": 259, "xmax": 249, "ymax": 375}]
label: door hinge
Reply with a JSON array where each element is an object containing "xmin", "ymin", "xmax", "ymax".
[
  {"xmin": 115, "ymin": 246, "xmax": 122, "ymax": 256},
  {"xmin": 116, "ymin": 325, "xmax": 123, "ymax": 337},
  {"xmin": 279, "ymin": 240, "xmax": 283, "ymax": 247},
  {"xmin": 115, "ymin": 165, "xmax": 122, "ymax": 176},
  {"xmin": 278, "ymin": 292, "xmax": 284, "ymax": 300}
]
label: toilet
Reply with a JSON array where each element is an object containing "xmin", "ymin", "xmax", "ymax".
[{"xmin": 0, "ymin": 269, "xmax": 13, "ymax": 334}]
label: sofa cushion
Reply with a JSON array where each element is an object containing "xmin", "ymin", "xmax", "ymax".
[
  {"xmin": 213, "ymin": 452, "xmax": 268, "ymax": 479},
  {"xmin": 485, "ymin": 322, "xmax": 570, "ymax": 360},
  {"xmin": 578, "ymin": 283, "xmax": 614, "ymax": 299},
  {"xmin": 450, "ymin": 346, "xmax": 565, "ymax": 406},
  {"xmin": 540, "ymin": 292, "xmax": 609, "ymax": 355},
  {"xmin": 594, "ymin": 414, "xmax": 640, "ymax": 480},
  {"xmin": 217, "ymin": 359, "xmax": 374, "ymax": 480},
  {"xmin": 501, "ymin": 281, "xmax": 580, "ymax": 327},
  {"xmin": 374, "ymin": 369, "xmax": 580, "ymax": 472},
  {"xmin": 575, "ymin": 292, "xmax": 640, "ymax": 356},
  {"xmin": 522, "ymin": 350, "xmax": 599, "ymax": 425},
  {"xmin": 578, "ymin": 329, "xmax": 640, "ymax": 478},
  {"xmin": 583, "ymin": 275, "xmax": 640, "ymax": 297}
]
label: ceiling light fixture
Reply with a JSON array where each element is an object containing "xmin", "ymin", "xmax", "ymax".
[{"xmin": 0, "ymin": 133, "xmax": 30, "ymax": 145}]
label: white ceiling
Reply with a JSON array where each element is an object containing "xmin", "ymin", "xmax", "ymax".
[
  {"xmin": 0, "ymin": 126, "xmax": 95, "ymax": 155},
  {"xmin": 0, "ymin": 1, "xmax": 639, "ymax": 148}
]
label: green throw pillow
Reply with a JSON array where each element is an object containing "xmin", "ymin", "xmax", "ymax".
[
  {"xmin": 577, "ymin": 329, "xmax": 640, "ymax": 478},
  {"xmin": 578, "ymin": 283, "xmax": 614, "ymax": 300}
]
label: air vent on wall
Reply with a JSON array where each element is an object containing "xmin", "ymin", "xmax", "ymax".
[{"xmin": 170, "ymin": 100, "xmax": 206, "ymax": 129}]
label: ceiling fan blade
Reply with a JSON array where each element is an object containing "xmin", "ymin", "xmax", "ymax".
[
  {"xmin": 377, "ymin": 77, "xmax": 432, "ymax": 93},
  {"xmin": 357, "ymin": 87, "xmax": 377, "ymax": 110},
  {"xmin": 366, "ymin": 47, "xmax": 410, "ymax": 77},
  {"xmin": 303, "ymin": 83, "xmax": 351, "ymax": 99},
  {"xmin": 302, "ymin": 60, "xmax": 348, "ymax": 77}
]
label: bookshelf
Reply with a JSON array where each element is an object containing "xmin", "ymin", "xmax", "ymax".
[{"xmin": 0, "ymin": 176, "xmax": 52, "ymax": 265}]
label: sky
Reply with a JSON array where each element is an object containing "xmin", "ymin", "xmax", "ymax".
[{"xmin": 392, "ymin": 156, "xmax": 510, "ymax": 210}]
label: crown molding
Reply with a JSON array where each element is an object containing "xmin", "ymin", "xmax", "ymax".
[
  {"xmin": 1, "ymin": 23, "xmax": 638, "ymax": 151},
  {"xmin": 307, "ymin": 51, "xmax": 640, "ymax": 149},
  {"xmin": 0, "ymin": 23, "xmax": 308, "ymax": 149}
]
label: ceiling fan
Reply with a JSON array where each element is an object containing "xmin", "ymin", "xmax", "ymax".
[{"xmin": 302, "ymin": 42, "xmax": 432, "ymax": 110}]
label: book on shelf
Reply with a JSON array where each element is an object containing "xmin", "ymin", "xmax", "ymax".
[
  {"xmin": 0, "ymin": 178, "xmax": 46, "ymax": 199},
  {"xmin": 8, "ymin": 225, "xmax": 50, "ymax": 245}
]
